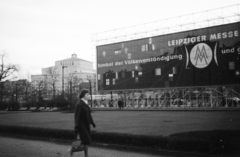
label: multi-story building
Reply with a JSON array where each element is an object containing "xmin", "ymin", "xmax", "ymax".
[
  {"xmin": 1, "ymin": 79, "xmax": 31, "ymax": 103},
  {"xmin": 96, "ymin": 21, "xmax": 240, "ymax": 108},
  {"xmin": 31, "ymin": 54, "xmax": 96, "ymax": 100}
]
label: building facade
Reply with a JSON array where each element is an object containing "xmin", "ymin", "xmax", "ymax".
[
  {"xmin": 31, "ymin": 54, "xmax": 96, "ymax": 100},
  {"xmin": 0, "ymin": 79, "xmax": 31, "ymax": 103},
  {"xmin": 96, "ymin": 22, "xmax": 240, "ymax": 108}
]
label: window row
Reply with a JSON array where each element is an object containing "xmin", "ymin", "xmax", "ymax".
[
  {"xmin": 99, "ymin": 46, "xmax": 181, "ymax": 58},
  {"xmin": 105, "ymin": 77, "xmax": 139, "ymax": 85},
  {"xmin": 229, "ymin": 62, "xmax": 235, "ymax": 70},
  {"xmin": 98, "ymin": 67, "xmax": 177, "ymax": 81},
  {"xmin": 60, "ymin": 62, "xmax": 74, "ymax": 66}
]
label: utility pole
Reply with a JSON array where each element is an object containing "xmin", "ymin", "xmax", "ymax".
[
  {"xmin": 69, "ymin": 71, "xmax": 77, "ymax": 101},
  {"xmin": 25, "ymin": 83, "xmax": 28, "ymax": 102},
  {"xmin": 87, "ymin": 76, "xmax": 92, "ymax": 107},
  {"xmin": 62, "ymin": 66, "xmax": 67, "ymax": 98},
  {"xmin": 15, "ymin": 82, "xmax": 18, "ymax": 102},
  {"xmin": 70, "ymin": 81, "xmax": 72, "ymax": 101},
  {"xmin": 0, "ymin": 82, "xmax": 3, "ymax": 102}
]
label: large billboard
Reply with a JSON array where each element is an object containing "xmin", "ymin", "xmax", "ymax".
[{"xmin": 97, "ymin": 22, "xmax": 240, "ymax": 91}]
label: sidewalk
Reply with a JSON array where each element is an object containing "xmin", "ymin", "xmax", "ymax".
[{"xmin": 0, "ymin": 136, "xmax": 173, "ymax": 157}]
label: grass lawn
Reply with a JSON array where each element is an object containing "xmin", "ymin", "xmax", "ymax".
[{"xmin": 0, "ymin": 110, "xmax": 240, "ymax": 136}]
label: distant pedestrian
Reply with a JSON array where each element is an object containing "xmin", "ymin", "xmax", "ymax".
[
  {"xmin": 109, "ymin": 101, "xmax": 113, "ymax": 107},
  {"xmin": 118, "ymin": 99, "xmax": 124, "ymax": 109},
  {"xmin": 93, "ymin": 100, "xmax": 97, "ymax": 107},
  {"xmin": 73, "ymin": 89, "xmax": 96, "ymax": 157}
]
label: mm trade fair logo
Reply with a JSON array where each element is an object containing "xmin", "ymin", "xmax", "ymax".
[
  {"xmin": 185, "ymin": 43, "xmax": 218, "ymax": 68},
  {"xmin": 190, "ymin": 43, "xmax": 212, "ymax": 68}
]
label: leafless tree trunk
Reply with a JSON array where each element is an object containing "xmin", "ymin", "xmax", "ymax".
[
  {"xmin": 0, "ymin": 53, "xmax": 20, "ymax": 102},
  {"xmin": 0, "ymin": 53, "xmax": 20, "ymax": 82},
  {"xmin": 46, "ymin": 67, "xmax": 59, "ymax": 100},
  {"xmin": 31, "ymin": 80, "xmax": 47, "ymax": 106},
  {"xmin": 22, "ymin": 80, "xmax": 31, "ymax": 102},
  {"xmin": 67, "ymin": 73, "xmax": 79, "ymax": 101}
]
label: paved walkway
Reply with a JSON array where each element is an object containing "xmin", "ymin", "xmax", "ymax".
[{"xmin": 0, "ymin": 136, "xmax": 174, "ymax": 157}]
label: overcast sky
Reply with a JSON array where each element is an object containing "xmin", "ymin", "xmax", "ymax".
[{"xmin": 0, "ymin": 0, "xmax": 239, "ymax": 79}]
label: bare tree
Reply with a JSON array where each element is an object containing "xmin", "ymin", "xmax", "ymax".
[
  {"xmin": 22, "ymin": 79, "xmax": 31, "ymax": 102},
  {"xmin": 0, "ymin": 53, "xmax": 20, "ymax": 103},
  {"xmin": 0, "ymin": 53, "xmax": 20, "ymax": 82},
  {"xmin": 66, "ymin": 72, "xmax": 80, "ymax": 101},
  {"xmin": 32, "ymin": 80, "xmax": 47, "ymax": 102},
  {"xmin": 3, "ymin": 80, "xmax": 15, "ymax": 102},
  {"xmin": 46, "ymin": 67, "xmax": 59, "ymax": 100}
]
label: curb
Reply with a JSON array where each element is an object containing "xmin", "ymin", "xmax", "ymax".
[
  {"xmin": 0, "ymin": 132, "xmax": 219, "ymax": 157},
  {"xmin": 91, "ymin": 108, "xmax": 240, "ymax": 111},
  {"xmin": 2, "ymin": 107, "xmax": 240, "ymax": 113}
]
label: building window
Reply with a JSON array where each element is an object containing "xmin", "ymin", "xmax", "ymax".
[
  {"xmin": 116, "ymin": 72, "xmax": 118, "ymax": 79},
  {"xmin": 114, "ymin": 50, "xmax": 121, "ymax": 55},
  {"xmin": 122, "ymin": 71, "xmax": 125, "ymax": 78},
  {"xmin": 132, "ymin": 71, "xmax": 135, "ymax": 78},
  {"xmin": 160, "ymin": 49, "xmax": 164, "ymax": 55},
  {"xmin": 113, "ymin": 79, "xmax": 115, "ymax": 85},
  {"xmin": 229, "ymin": 62, "xmax": 235, "ymax": 70},
  {"xmin": 145, "ymin": 44, "xmax": 148, "ymax": 51},
  {"xmin": 173, "ymin": 67, "xmax": 177, "ymax": 74},
  {"xmin": 141, "ymin": 45, "xmax": 148, "ymax": 52},
  {"xmin": 168, "ymin": 48, "xmax": 174, "ymax": 55},
  {"xmin": 141, "ymin": 45, "xmax": 145, "ymax": 52},
  {"xmin": 149, "ymin": 38, "xmax": 152, "ymax": 44},
  {"xmin": 146, "ymin": 44, "xmax": 155, "ymax": 51},
  {"xmin": 169, "ymin": 74, "xmax": 173, "ymax": 81},
  {"xmin": 165, "ymin": 81, "xmax": 169, "ymax": 87},
  {"xmin": 138, "ymin": 71, "xmax": 143, "ymax": 76},
  {"xmin": 135, "ymin": 77, "xmax": 139, "ymax": 83},
  {"xmin": 128, "ymin": 53, "xmax": 131, "ymax": 59},
  {"xmin": 103, "ymin": 51, "xmax": 106, "ymax": 57},
  {"xmin": 155, "ymin": 68, "xmax": 161, "ymax": 76},
  {"xmin": 124, "ymin": 47, "xmax": 128, "ymax": 54},
  {"xmin": 135, "ymin": 65, "xmax": 138, "ymax": 70},
  {"xmin": 98, "ymin": 74, "xmax": 100, "ymax": 80},
  {"xmin": 106, "ymin": 79, "xmax": 110, "ymax": 85},
  {"xmin": 152, "ymin": 44, "xmax": 155, "ymax": 50}
]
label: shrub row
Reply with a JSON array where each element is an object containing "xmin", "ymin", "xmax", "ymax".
[
  {"xmin": 0, "ymin": 125, "xmax": 74, "ymax": 141},
  {"xmin": 0, "ymin": 98, "xmax": 75, "ymax": 111},
  {"xmin": 0, "ymin": 101, "xmax": 20, "ymax": 111},
  {"xmin": 91, "ymin": 131, "xmax": 240, "ymax": 154},
  {"xmin": 22, "ymin": 98, "xmax": 76, "ymax": 110},
  {"xmin": 0, "ymin": 101, "xmax": 8, "ymax": 110},
  {"xmin": 0, "ymin": 125, "xmax": 239, "ymax": 154}
]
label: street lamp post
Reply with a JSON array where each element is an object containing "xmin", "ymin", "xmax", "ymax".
[
  {"xmin": 0, "ymin": 82, "xmax": 3, "ymax": 102},
  {"xmin": 15, "ymin": 82, "xmax": 18, "ymax": 102},
  {"xmin": 52, "ymin": 78, "xmax": 56, "ymax": 100},
  {"xmin": 62, "ymin": 66, "xmax": 67, "ymax": 98},
  {"xmin": 69, "ymin": 71, "xmax": 77, "ymax": 101},
  {"xmin": 87, "ymin": 75, "xmax": 92, "ymax": 107},
  {"xmin": 70, "ymin": 81, "xmax": 72, "ymax": 101}
]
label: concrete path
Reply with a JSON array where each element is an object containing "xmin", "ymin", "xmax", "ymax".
[{"xmin": 0, "ymin": 136, "xmax": 174, "ymax": 157}]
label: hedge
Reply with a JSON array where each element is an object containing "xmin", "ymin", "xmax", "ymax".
[
  {"xmin": 0, "ymin": 125, "xmax": 239, "ymax": 155},
  {"xmin": 0, "ymin": 101, "xmax": 8, "ymax": 110},
  {"xmin": 0, "ymin": 101, "xmax": 20, "ymax": 111},
  {"xmin": 21, "ymin": 99, "xmax": 71, "ymax": 110}
]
